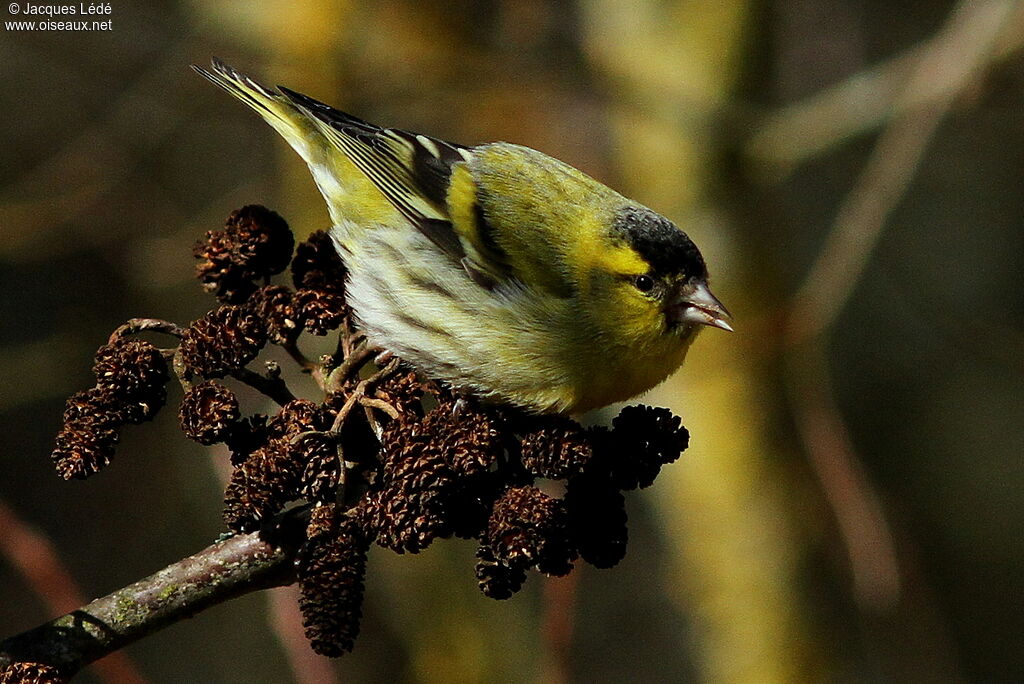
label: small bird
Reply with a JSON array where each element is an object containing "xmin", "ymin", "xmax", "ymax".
[{"xmin": 194, "ymin": 59, "xmax": 731, "ymax": 414}]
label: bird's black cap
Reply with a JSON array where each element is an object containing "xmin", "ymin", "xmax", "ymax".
[{"xmin": 613, "ymin": 206, "xmax": 707, "ymax": 280}]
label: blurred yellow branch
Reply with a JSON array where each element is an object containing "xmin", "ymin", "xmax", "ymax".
[{"xmin": 585, "ymin": 1, "xmax": 831, "ymax": 682}]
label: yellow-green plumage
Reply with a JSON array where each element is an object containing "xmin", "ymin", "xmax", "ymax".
[{"xmin": 194, "ymin": 59, "xmax": 730, "ymax": 413}]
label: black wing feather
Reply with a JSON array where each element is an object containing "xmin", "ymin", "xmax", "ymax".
[{"xmin": 277, "ymin": 85, "xmax": 473, "ymax": 263}]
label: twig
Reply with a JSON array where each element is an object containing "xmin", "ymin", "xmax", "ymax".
[
  {"xmin": 0, "ymin": 513, "xmax": 308, "ymax": 676},
  {"xmin": 745, "ymin": 2, "xmax": 1024, "ymax": 178},
  {"xmin": 282, "ymin": 339, "xmax": 316, "ymax": 373},
  {"xmin": 359, "ymin": 396, "xmax": 401, "ymax": 420},
  {"xmin": 324, "ymin": 339, "xmax": 375, "ymax": 395},
  {"xmin": 310, "ymin": 326, "xmax": 366, "ymax": 393},
  {"xmin": 786, "ymin": 0, "xmax": 1016, "ymax": 344},
  {"xmin": 782, "ymin": 0, "xmax": 1016, "ymax": 610},
  {"xmin": 328, "ymin": 359, "xmax": 400, "ymax": 434},
  {"xmin": 108, "ymin": 318, "xmax": 185, "ymax": 344},
  {"xmin": 362, "ymin": 404, "xmax": 384, "ymax": 442},
  {"xmin": 231, "ymin": 367, "xmax": 297, "ymax": 406},
  {"xmin": 170, "ymin": 350, "xmax": 194, "ymax": 394},
  {"xmin": 339, "ymin": 319, "xmax": 361, "ymax": 360},
  {"xmin": 323, "ymin": 358, "xmax": 401, "ymax": 504},
  {"xmin": 784, "ymin": 346, "xmax": 901, "ymax": 609}
]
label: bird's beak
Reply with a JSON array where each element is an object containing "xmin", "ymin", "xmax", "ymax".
[{"xmin": 670, "ymin": 281, "xmax": 733, "ymax": 332}]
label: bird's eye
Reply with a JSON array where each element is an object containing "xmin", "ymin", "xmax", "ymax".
[{"xmin": 633, "ymin": 274, "xmax": 655, "ymax": 293}]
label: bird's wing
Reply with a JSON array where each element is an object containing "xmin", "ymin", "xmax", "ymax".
[{"xmin": 277, "ymin": 87, "xmax": 512, "ymax": 288}]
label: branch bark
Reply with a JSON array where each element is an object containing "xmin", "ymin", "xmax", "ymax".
[{"xmin": 0, "ymin": 513, "xmax": 308, "ymax": 677}]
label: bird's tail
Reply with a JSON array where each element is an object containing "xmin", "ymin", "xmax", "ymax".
[
  {"xmin": 192, "ymin": 58, "xmax": 321, "ymax": 165},
  {"xmin": 193, "ymin": 58, "xmax": 410, "ymax": 236}
]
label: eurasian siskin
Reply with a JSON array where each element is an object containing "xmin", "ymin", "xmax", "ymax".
[{"xmin": 194, "ymin": 59, "xmax": 730, "ymax": 414}]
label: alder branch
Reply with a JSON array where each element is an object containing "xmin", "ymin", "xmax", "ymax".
[{"xmin": 0, "ymin": 512, "xmax": 308, "ymax": 677}]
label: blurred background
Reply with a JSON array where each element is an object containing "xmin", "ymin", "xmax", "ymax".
[{"xmin": 2, "ymin": 0, "xmax": 1022, "ymax": 682}]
